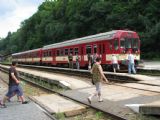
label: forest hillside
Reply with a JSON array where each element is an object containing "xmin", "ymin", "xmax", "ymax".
[{"xmin": 0, "ymin": 0, "xmax": 160, "ymax": 59}]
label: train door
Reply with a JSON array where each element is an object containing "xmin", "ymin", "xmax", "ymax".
[
  {"xmin": 39, "ymin": 50, "xmax": 42, "ymax": 65},
  {"xmin": 113, "ymin": 38, "xmax": 119, "ymax": 53},
  {"xmin": 98, "ymin": 43, "xmax": 105, "ymax": 64},
  {"xmin": 80, "ymin": 46, "xmax": 84, "ymax": 66},
  {"xmin": 93, "ymin": 44, "xmax": 97, "ymax": 54},
  {"xmin": 48, "ymin": 50, "xmax": 52, "ymax": 65},
  {"xmin": 105, "ymin": 41, "xmax": 113, "ymax": 64},
  {"xmin": 52, "ymin": 49, "xmax": 56, "ymax": 65},
  {"xmin": 93, "ymin": 44, "xmax": 97, "ymax": 63},
  {"xmin": 86, "ymin": 44, "xmax": 92, "ymax": 68}
]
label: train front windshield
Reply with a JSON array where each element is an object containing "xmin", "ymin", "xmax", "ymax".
[{"xmin": 120, "ymin": 38, "xmax": 139, "ymax": 49}]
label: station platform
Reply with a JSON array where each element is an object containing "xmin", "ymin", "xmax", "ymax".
[
  {"xmin": 1, "ymin": 64, "xmax": 160, "ymax": 119},
  {"xmin": 31, "ymin": 94, "xmax": 86, "ymax": 117},
  {"xmin": 0, "ymin": 80, "xmax": 54, "ymax": 120}
]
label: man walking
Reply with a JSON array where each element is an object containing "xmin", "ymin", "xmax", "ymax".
[
  {"xmin": 68, "ymin": 53, "xmax": 73, "ymax": 69},
  {"xmin": 0, "ymin": 62, "xmax": 28, "ymax": 108},
  {"xmin": 127, "ymin": 51, "xmax": 136, "ymax": 74},
  {"xmin": 76, "ymin": 53, "xmax": 80, "ymax": 69}
]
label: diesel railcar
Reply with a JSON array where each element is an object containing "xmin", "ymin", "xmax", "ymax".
[{"xmin": 12, "ymin": 30, "xmax": 140, "ymax": 69}]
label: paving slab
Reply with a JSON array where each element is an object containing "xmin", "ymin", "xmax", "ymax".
[
  {"xmin": 139, "ymin": 101, "xmax": 160, "ymax": 115},
  {"xmin": 126, "ymin": 101, "xmax": 160, "ymax": 115},
  {"xmin": 0, "ymin": 79, "xmax": 54, "ymax": 120},
  {"xmin": 0, "ymin": 101, "xmax": 54, "ymax": 120},
  {"xmin": 61, "ymin": 84, "xmax": 160, "ymax": 119},
  {"xmin": 32, "ymin": 94, "xmax": 86, "ymax": 115}
]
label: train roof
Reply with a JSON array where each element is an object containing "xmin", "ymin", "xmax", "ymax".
[
  {"xmin": 43, "ymin": 30, "xmax": 136, "ymax": 50},
  {"xmin": 12, "ymin": 48, "xmax": 41, "ymax": 56},
  {"xmin": 12, "ymin": 30, "xmax": 136, "ymax": 55},
  {"xmin": 43, "ymin": 30, "xmax": 117, "ymax": 50}
]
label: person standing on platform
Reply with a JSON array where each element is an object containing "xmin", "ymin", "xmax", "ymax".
[
  {"xmin": 0, "ymin": 62, "xmax": 28, "ymax": 108},
  {"xmin": 87, "ymin": 57, "xmax": 109, "ymax": 104},
  {"xmin": 87, "ymin": 53, "xmax": 92, "ymax": 70},
  {"xmin": 111, "ymin": 54, "xmax": 119, "ymax": 73},
  {"xmin": 127, "ymin": 51, "xmax": 136, "ymax": 74},
  {"xmin": 92, "ymin": 53, "xmax": 98, "ymax": 65},
  {"xmin": 68, "ymin": 53, "xmax": 73, "ymax": 69},
  {"xmin": 76, "ymin": 53, "xmax": 80, "ymax": 69}
]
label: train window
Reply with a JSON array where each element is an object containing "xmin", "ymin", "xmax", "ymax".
[
  {"xmin": 132, "ymin": 38, "xmax": 138, "ymax": 48},
  {"xmin": 74, "ymin": 48, "xmax": 79, "ymax": 55},
  {"xmin": 32, "ymin": 53, "xmax": 34, "ymax": 58},
  {"xmin": 114, "ymin": 39, "xmax": 119, "ymax": 50},
  {"xmin": 120, "ymin": 38, "xmax": 125, "ymax": 48},
  {"xmin": 93, "ymin": 45, "xmax": 97, "ymax": 54},
  {"xmin": 70, "ymin": 48, "xmax": 73, "ymax": 54},
  {"xmin": 33, "ymin": 53, "xmax": 35, "ymax": 58},
  {"xmin": 56, "ymin": 50, "xmax": 60, "ymax": 56},
  {"xmin": 125, "ymin": 38, "xmax": 131, "ymax": 48},
  {"xmin": 60, "ymin": 49, "xmax": 64, "ymax": 56},
  {"xmin": 45, "ymin": 52, "xmax": 47, "ymax": 57},
  {"xmin": 49, "ymin": 51, "xmax": 52, "ymax": 56},
  {"xmin": 52, "ymin": 51, "xmax": 55, "ymax": 56},
  {"xmin": 86, "ymin": 45, "xmax": 91, "ymax": 54},
  {"xmin": 65, "ymin": 49, "xmax": 68, "ymax": 55},
  {"xmin": 44, "ymin": 52, "xmax": 46, "ymax": 57},
  {"xmin": 36, "ymin": 53, "xmax": 39, "ymax": 57}
]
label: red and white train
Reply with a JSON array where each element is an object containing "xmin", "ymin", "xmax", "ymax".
[{"xmin": 12, "ymin": 30, "xmax": 140, "ymax": 69}]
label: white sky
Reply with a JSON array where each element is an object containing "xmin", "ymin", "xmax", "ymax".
[{"xmin": 0, "ymin": 0, "xmax": 44, "ymax": 38}]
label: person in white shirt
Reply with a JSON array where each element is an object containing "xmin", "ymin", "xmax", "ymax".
[
  {"xmin": 127, "ymin": 51, "xmax": 136, "ymax": 74},
  {"xmin": 111, "ymin": 54, "xmax": 119, "ymax": 73},
  {"xmin": 76, "ymin": 53, "xmax": 80, "ymax": 69}
]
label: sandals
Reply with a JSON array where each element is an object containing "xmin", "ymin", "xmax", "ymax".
[
  {"xmin": 22, "ymin": 101, "xmax": 29, "ymax": 104},
  {"xmin": 0, "ymin": 102, "xmax": 7, "ymax": 108},
  {"xmin": 98, "ymin": 99, "xmax": 103, "ymax": 102}
]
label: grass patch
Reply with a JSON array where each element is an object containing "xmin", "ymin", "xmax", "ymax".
[{"xmin": 55, "ymin": 112, "xmax": 65, "ymax": 120}]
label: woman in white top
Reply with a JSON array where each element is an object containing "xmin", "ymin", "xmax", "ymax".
[{"xmin": 112, "ymin": 54, "xmax": 118, "ymax": 73}]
